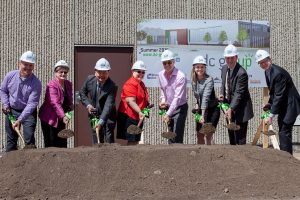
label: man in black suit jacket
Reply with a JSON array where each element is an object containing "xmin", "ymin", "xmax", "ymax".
[
  {"xmin": 256, "ymin": 50, "xmax": 300, "ymax": 154},
  {"xmin": 80, "ymin": 58, "xmax": 117, "ymax": 144},
  {"xmin": 219, "ymin": 44, "xmax": 254, "ymax": 145}
]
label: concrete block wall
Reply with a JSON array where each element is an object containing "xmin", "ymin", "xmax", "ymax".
[{"xmin": 0, "ymin": 0, "xmax": 300, "ymax": 150}]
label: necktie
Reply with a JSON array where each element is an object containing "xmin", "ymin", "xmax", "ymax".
[
  {"xmin": 96, "ymin": 83, "xmax": 101, "ymax": 112},
  {"xmin": 226, "ymin": 69, "xmax": 231, "ymax": 102}
]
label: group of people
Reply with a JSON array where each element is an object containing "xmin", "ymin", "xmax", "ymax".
[{"xmin": 1, "ymin": 44, "xmax": 300, "ymax": 155}]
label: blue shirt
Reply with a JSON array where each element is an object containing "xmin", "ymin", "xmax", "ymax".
[{"xmin": 0, "ymin": 70, "xmax": 42, "ymax": 122}]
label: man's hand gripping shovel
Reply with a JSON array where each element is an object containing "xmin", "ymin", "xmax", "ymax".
[
  {"xmin": 2, "ymin": 109, "xmax": 25, "ymax": 148},
  {"xmin": 218, "ymin": 102, "xmax": 240, "ymax": 131},
  {"xmin": 159, "ymin": 106, "xmax": 176, "ymax": 139},
  {"xmin": 127, "ymin": 104, "xmax": 154, "ymax": 135}
]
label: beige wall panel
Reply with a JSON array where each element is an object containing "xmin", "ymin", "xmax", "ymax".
[{"xmin": 0, "ymin": 0, "xmax": 300, "ymax": 149}]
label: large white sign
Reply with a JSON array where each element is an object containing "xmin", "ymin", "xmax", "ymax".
[{"xmin": 138, "ymin": 45, "xmax": 267, "ymax": 87}]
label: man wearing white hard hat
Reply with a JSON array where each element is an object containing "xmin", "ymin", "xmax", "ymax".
[
  {"xmin": 39, "ymin": 60, "xmax": 73, "ymax": 147},
  {"xmin": 255, "ymin": 49, "xmax": 300, "ymax": 154},
  {"xmin": 80, "ymin": 58, "xmax": 117, "ymax": 144},
  {"xmin": 158, "ymin": 49, "xmax": 188, "ymax": 143},
  {"xmin": 0, "ymin": 51, "xmax": 42, "ymax": 152},
  {"xmin": 219, "ymin": 44, "xmax": 253, "ymax": 145}
]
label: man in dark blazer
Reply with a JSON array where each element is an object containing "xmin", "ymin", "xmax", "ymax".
[
  {"xmin": 80, "ymin": 58, "xmax": 117, "ymax": 144},
  {"xmin": 256, "ymin": 50, "xmax": 300, "ymax": 154},
  {"xmin": 219, "ymin": 44, "xmax": 254, "ymax": 145}
]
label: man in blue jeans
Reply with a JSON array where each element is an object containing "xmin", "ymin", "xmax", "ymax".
[{"xmin": 0, "ymin": 51, "xmax": 42, "ymax": 152}]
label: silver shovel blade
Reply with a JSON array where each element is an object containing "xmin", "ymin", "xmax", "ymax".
[
  {"xmin": 224, "ymin": 123, "xmax": 240, "ymax": 131},
  {"xmin": 200, "ymin": 123, "xmax": 216, "ymax": 135},
  {"xmin": 58, "ymin": 129, "xmax": 74, "ymax": 139},
  {"xmin": 127, "ymin": 125, "xmax": 143, "ymax": 135},
  {"xmin": 161, "ymin": 131, "xmax": 177, "ymax": 139}
]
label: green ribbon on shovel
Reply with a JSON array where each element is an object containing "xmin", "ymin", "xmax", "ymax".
[
  {"xmin": 159, "ymin": 109, "xmax": 167, "ymax": 116},
  {"xmin": 195, "ymin": 113, "xmax": 203, "ymax": 123},
  {"xmin": 65, "ymin": 111, "xmax": 73, "ymax": 120},
  {"xmin": 142, "ymin": 108, "xmax": 150, "ymax": 117},
  {"xmin": 90, "ymin": 117, "xmax": 99, "ymax": 129},
  {"xmin": 261, "ymin": 110, "xmax": 271, "ymax": 119},
  {"xmin": 218, "ymin": 102, "xmax": 230, "ymax": 111},
  {"xmin": 8, "ymin": 113, "xmax": 17, "ymax": 124}
]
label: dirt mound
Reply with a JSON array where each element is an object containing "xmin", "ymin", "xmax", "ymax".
[{"xmin": 1, "ymin": 145, "xmax": 300, "ymax": 200}]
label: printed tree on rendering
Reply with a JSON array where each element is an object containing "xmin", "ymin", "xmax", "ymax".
[
  {"xmin": 137, "ymin": 30, "xmax": 147, "ymax": 42},
  {"xmin": 236, "ymin": 28, "xmax": 248, "ymax": 46},
  {"xmin": 218, "ymin": 31, "xmax": 228, "ymax": 44},
  {"xmin": 203, "ymin": 32, "xmax": 212, "ymax": 44}
]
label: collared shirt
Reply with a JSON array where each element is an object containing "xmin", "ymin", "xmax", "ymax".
[
  {"xmin": 0, "ymin": 70, "xmax": 42, "ymax": 122},
  {"xmin": 158, "ymin": 67, "xmax": 187, "ymax": 116}
]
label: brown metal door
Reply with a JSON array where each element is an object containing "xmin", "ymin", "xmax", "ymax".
[{"xmin": 74, "ymin": 45, "xmax": 133, "ymax": 146}]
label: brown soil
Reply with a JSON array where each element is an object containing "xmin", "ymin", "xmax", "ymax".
[{"xmin": 1, "ymin": 144, "xmax": 300, "ymax": 200}]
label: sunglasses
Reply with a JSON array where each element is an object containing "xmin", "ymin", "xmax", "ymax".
[
  {"xmin": 57, "ymin": 71, "xmax": 68, "ymax": 74},
  {"xmin": 134, "ymin": 70, "xmax": 145, "ymax": 74},
  {"xmin": 163, "ymin": 61, "xmax": 172, "ymax": 65}
]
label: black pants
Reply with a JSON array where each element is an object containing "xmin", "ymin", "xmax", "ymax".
[
  {"xmin": 278, "ymin": 115, "xmax": 294, "ymax": 154},
  {"xmin": 168, "ymin": 103, "xmax": 188, "ymax": 144},
  {"xmin": 41, "ymin": 120, "xmax": 67, "ymax": 148},
  {"xmin": 196, "ymin": 106, "xmax": 220, "ymax": 132},
  {"xmin": 91, "ymin": 121, "xmax": 115, "ymax": 144},
  {"xmin": 228, "ymin": 120, "xmax": 248, "ymax": 145}
]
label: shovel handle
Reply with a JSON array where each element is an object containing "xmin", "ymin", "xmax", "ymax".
[
  {"xmin": 164, "ymin": 121, "xmax": 169, "ymax": 132},
  {"xmin": 137, "ymin": 116, "xmax": 145, "ymax": 127},
  {"xmin": 95, "ymin": 126, "xmax": 100, "ymax": 144},
  {"xmin": 14, "ymin": 127, "xmax": 25, "ymax": 145}
]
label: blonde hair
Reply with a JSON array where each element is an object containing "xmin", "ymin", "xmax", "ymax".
[{"xmin": 191, "ymin": 64, "xmax": 208, "ymax": 87}]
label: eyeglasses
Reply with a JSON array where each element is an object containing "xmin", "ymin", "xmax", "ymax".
[
  {"xmin": 163, "ymin": 61, "xmax": 172, "ymax": 65},
  {"xmin": 134, "ymin": 70, "xmax": 145, "ymax": 74},
  {"xmin": 57, "ymin": 71, "xmax": 68, "ymax": 74}
]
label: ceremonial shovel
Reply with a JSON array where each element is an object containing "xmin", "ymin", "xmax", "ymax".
[
  {"xmin": 192, "ymin": 108, "xmax": 216, "ymax": 135},
  {"xmin": 57, "ymin": 124, "xmax": 74, "ymax": 139},
  {"xmin": 127, "ymin": 117, "xmax": 144, "ymax": 135},
  {"xmin": 3, "ymin": 109, "xmax": 36, "ymax": 149},
  {"xmin": 161, "ymin": 121, "xmax": 176, "ymax": 139},
  {"xmin": 58, "ymin": 112, "xmax": 74, "ymax": 139},
  {"xmin": 218, "ymin": 103, "xmax": 240, "ymax": 131},
  {"xmin": 127, "ymin": 104, "xmax": 154, "ymax": 135}
]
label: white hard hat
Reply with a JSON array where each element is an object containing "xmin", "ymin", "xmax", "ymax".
[
  {"xmin": 132, "ymin": 60, "xmax": 147, "ymax": 71},
  {"xmin": 161, "ymin": 50, "xmax": 175, "ymax": 62},
  {"xmin": 53, "ymin": 60, "xmax": 69, "ymax": 71},
  {"xmin": 224, "ymin": 44, "xmax": 238, "ymax": 57},
  {"xmin": 255, "ymin": 50, "xmax": 270, "ymax": 63},
  {"xmin": 95, "ymin": 58, "xmax": 111, "ymax": 71},
  {"xmin": 193, "ymin": 55, "xmax": 206, "ymax": 65},
  {"xmin": 20, "ymin": 51, "xmax": 36, "ymax": 64}
]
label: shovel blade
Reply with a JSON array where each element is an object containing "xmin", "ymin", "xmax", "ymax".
[
  {"xmin": 23, "ymin": 144, "xmax": 37, "ymax": 149},
  {"xmin": 127, "ymin": 125, "xmax": 143, "ymax": 135},
  {"xmin": 161, "ymin": 131, "xmax": 177, "ymax": 139},
  {"xmin": 58, "ymin": 129, "xmax": 74, "ymax": 139},
  {"xmin": 224, "ymin": 123, "xmax": 240, "ymax": 131},
  {"xmin": 200, "ymin": 123, "xmax": 216, "ymax": 135}
]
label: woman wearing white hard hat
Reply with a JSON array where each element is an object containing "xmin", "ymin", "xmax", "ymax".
[
  {"xmin": 39, "ymin": 60, "xmax": 73, "ymax": 148},
  {"xmin": 191, "ymin": 55, "xmax": 220, "ymax": 145},
  {"xmin": 117, "ymin": 60, "xmax": 150, "ymax": 145}
]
